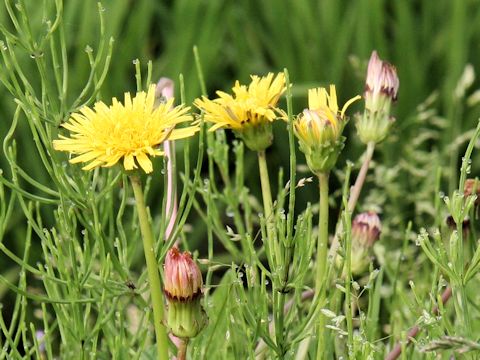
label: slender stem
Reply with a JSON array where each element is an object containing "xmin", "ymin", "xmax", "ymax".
[
  {"xmin": 458, "ymin": 283, "xmax": 471, "ymax": 332},
  {"xmin": 343, "ymin": 212, "xmax": 353, "ymax": 357},
  {"xmin": 258, "ymin": 151, "xmax": 275, "ymax": 265},
  {"xmin": 257, "ymin": 150, "xmax": 285, "ymax": 353},
  {"xmin": 257, "ymin": 150, "xmax": 281, "ymax": 266},
  {"xmin": 315, "ymin": 173, "xmax": 330, "ymax": 291},
  {"xmin": 276, "ymin": 291, "xmax": 286, "ymax": 355},
  {"xmin": 130, "ymin": 175, "xmax": 169, "ymax": 360},
  {"xmin": 348, "ymin": 142, "xmax": 375, "ymax": 211},
  {"xmin": 456, "ymin": 219, "xmax": 471, "ymax": 334},
  {"xmin": 177, "ymin": 338, "xmax": 189, "ymax": 360},
  {"xmin": 257, "ymin": 151, "xmax": 274, "ymax": 233},
  {"xmin": 156, "ymin": 78, "xmax": 178, "ymax": 244},
  {"xmin": 164, "ymin": 141, "xmax": 178, "ymax": 240},
  {"xmin": 329, "ymin": 142, "xmax": 376, "ymax": 259},
  {"xmin": 316, "ymin": 172, "xmax": 330, "ymax": 360}
]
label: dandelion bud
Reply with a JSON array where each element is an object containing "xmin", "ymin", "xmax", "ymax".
[
  {"xmin": 294, "ymin": 86, "xmax": 360, "ymax": 174},
  {"xmin": 164, "ymin": 247, "xmax": 206, "ymax": 338},
  {"xmin": 164, "ymin": 247, "xmax": 202, "ymax": 300},
  {"xmin": 350, "ymin": 212, "xmax": 381, "ymax": 275},
  {"xmin": 352, "ymin": 212, "xmax": 381, "ymax": 247},
  {"xmin": 356, "ymin": 51, "xmax": 399, "ymax": 144},
  {"xmin": 364, "ymin": 51, "xmax": 399, "ymax": 113}
]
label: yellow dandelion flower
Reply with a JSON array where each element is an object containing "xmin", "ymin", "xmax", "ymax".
[
  {"xmin": 194, "ymin": 72, "xmax": 286, "ymax": 151},
  {"xmin": 53, "ymin": 84, "xmax": 198, "ymax": 174},
  {"xmin": 294, "ymin": 85, "xmax": 360, "ymax": 174}
]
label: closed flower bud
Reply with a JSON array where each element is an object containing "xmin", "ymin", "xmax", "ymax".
[
  {"xmin": 356, "ymin": 51, "xmax": 399, "ymax": 144},
  {"xmin": 164, "ymin": 247, "xmax": 206, "ymax": 338},
  {"xmin": 350, "ymin": 212, "xmax": 381, "ymax": 275},
  {"xmin": 164, "ymin": 247, "xmax": 203, "ymax": 300},
  {"xmin": 352, "ymin": 211, "xmax": 381, "ymax": 247},
  {"xmin": 365, "ymin": 51, "xmax": 399, "ymax": 113}
]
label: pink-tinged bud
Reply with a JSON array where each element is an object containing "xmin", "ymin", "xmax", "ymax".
[
  {"xmin": 345, "ymin": 211, "xmax": 382, "ymax": 275},
  {"xmin": 164, "ymin": 247, "xmax": 206, "ymax": 339},
  {"xmin": 164, "ymin": 247, "xmax": 203, "ymax": 301},
  {"xmin": 365, "ymin": 51, "xmax": 399, "ymax": 111},
  {"xmin": 356, "ymin": 51, "xmax": 399, "ymax": 144},
  {"xmin": 352, "ymin": 212, "xmax": 381, "ymax": 247}
]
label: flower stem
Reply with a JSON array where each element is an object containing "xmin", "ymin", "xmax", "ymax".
[
  {"xmin": 177, "ymin": 338, "xmax": 189, "ymax": 360},
  {"xmin": 257, "ymin": 151, "xmax": 274, "ymax": 228},
  {"xmin": 257, "ymin": 150, "xmax": 285, "ymax": 352},
  {"xmin": 316, "ymin": 172, "xmax": 330, "ymax": 360},
  {"xmin": 130, "ymin": 175, "xmax": 169, "ymax": 360},
  {"xmin": 257, "ymin": 150, "xmax": 280, "ymax": 262},
  {"xmin": 343, "ymin": 209, "xmax": 354, "ymax": 356},
  {"xmin": 347, "ymin": 142, "xmax": 375, "ymax": 212},
  {"xmin": 456, "ymin": 219, "xmax": 472, "ymax": 334},
  {"xmin": 328, "ymin": 142, "xmax": 375, "ymax": 259}
]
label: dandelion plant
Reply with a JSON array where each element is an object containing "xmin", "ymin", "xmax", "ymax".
[{"xmin": 2, "ymin": 1, "xmax": 480, "ymax": 359}]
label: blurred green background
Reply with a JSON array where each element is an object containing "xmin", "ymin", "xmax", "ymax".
[{"xmin": 2, "ymin": 0, "xmax": 480, "ymax": 253}]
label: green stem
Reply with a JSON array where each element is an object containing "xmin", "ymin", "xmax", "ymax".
[
  {"xmin": 456, "ymin": 220, "xmax": 471, "ymax": 334},
  {"xmin": 459, "ymin": 284, "xmax": 471, "ymax": 333},
  {"xmin": 316, "ymin": 172, "xmax": 330, "ymax": 360},
  {"xmin": 343, "ymin": 212, "xmax": 353, "ymax": 357},
  {"xmin": 130, "ymin": 175, "xmax": 169, "ymax": 360},
  {"xmin": 257, "ymin": 150, "xmax": 280, "ymax": 262},
  {"xmin": 257, "ymin": 150, "xmax": 285, "ymax": 353},
  {"xmin": 257, "ymin": 151, "xmax": 274, "ymax": 229},
  {"xmin": 276, "ymin": 291, "xmax": 286, "ymax": 355}
]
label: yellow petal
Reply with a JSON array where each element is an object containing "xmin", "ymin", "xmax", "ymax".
[
  {"xmin": 340, "ymin": 95, "xmax": 362, "ymax": 118},
  {"xmin": 136, "ymin": 152, "xmax": 153, "ymax": 173},
  {"xmin": 124, "ymin": 153, "xmax": 135, "ymax": 170}
]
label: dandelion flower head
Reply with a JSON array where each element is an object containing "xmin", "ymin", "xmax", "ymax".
[
  {"xmin": 53, "ymin": 84, "xmax": 197, "ymax": 173},
  {"xmin": 194, "ymin": 72, "xmax": 286, "ymax": 131}
]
